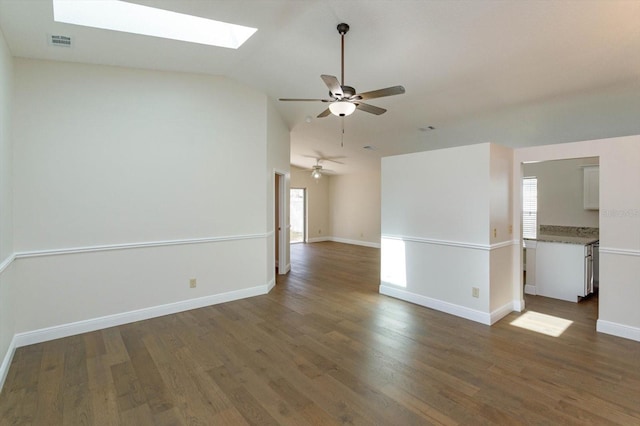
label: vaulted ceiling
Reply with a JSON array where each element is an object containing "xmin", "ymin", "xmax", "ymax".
[{"xmin": 1, "ymin": 0, "xmax": 639, "ymax": 174}]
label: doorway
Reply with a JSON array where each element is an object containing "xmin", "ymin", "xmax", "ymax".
[
  {"xmin": 274, "ymin": 171, "xmax": 287, "ymax": 275},
  {"xmin": 290, "ymin": 188, "xmax": 306, "ymax": 244},
  {"xmin": 520, "ymin": 157, "xmax": 600, "ymax": 326}
]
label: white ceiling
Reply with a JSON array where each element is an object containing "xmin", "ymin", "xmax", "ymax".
[{"xmin": 1, "ymin": 0, "xmax": 639, "ymax": 174}]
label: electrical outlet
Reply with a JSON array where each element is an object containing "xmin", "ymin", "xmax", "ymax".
[
  {"xmin": 472, "ymin": 287, "xmax": 480, "ymax": 298},
  {"xmin": 189, "ymin": 278, "xmax": 197, "ymax": 288},
  {"xmin": 508, "ymin": 225, "xmax": 513, "ymax": 234},
  {"xmin": 493, "ymin": 228, "xmax": 497, "ymax": 238},
  {"xmin": 318, "ymin": 229, "xmax": 321, "ymax": 234}
]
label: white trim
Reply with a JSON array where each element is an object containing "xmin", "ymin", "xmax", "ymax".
[
  {"xmin": 266, "ymin": 279, "xmax": 275, "ymax": 292},
  {"xmin": 524, "ymin": 284, "xmax": 537, "ymax": 295},
  {"xmin": 13, "ymin": 284, "xmax": 268, "ymax": 348},
  {"xmin": 490, "ymin": 302, "xmax": 515, "ymax": 325},
  {"xmin": 306, "ymin": 236, "xmax": 382, "ymax": 248},
  {"xmin": 0, "ymin": 253, "xmax": 15, "ymax": 274},
  {"xmin": 597, "ymin": 319, "xmax": 640, "ymax": 342},
  {"xmin": 14, "ymin": 233, "xmax": 268, "ymax": 259},
  {"xmin": 0, "ymin": 335, "xmax": 16, "ymax": 392},
  {"xmin": 382, "ymin": 234, "xmax": 518, "ymax": 251},
  {"xmin": 599, "ymin": 247, "xmax": 640, "ymax": 257},
  {"xmin": 282, "ymin": 263, "xmax": 291, "ymax": 274},
  {"xmin": 307, "ymin": 236, "xmax": 331, "ymax": 243},
  {"xmin": 491, "ymin": 240, "xmax": 519, "ymax": 250},
  {"xmin": 513, "ymin": 298, "xmax": 525, "ymax": 312},
  {"xmin": 379, "ymin": 284, "xmax": 492, "ymax": 325},
  {"xmin": 274, "ymin": 169, "xmax": 288, "ymax": 276},
  {"xmin": 329, "ymin": 237, "xmax": 381, "ymax": 249}
]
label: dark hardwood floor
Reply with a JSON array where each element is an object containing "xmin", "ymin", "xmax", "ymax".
[{"xmin": 1, "ymin": 241, "xmax": 639, "ymax": 425}]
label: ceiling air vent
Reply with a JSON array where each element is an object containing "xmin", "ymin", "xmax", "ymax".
[{"xmin": 48, "ymin": 34, "xmax": 73, "ymax": 47}]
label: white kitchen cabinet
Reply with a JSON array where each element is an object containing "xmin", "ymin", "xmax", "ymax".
[
  {"xmin": 524, "ymin": 239, "xmax": 536, "ymax": 294},
  {"xmin": 535, "ymin": 241, "xmax": 585, "ymax": 302},
  {"xmin": 583, "ymin": 166, "xmax": 599, "ymax": 210}
]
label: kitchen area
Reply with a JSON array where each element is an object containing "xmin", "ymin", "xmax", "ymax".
[{"xmin": 523, "ymin": 157, "xmax": 599, "ymax": 303}]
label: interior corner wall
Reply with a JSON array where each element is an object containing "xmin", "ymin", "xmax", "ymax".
[
  {"xmin": 489, "ymin": 144, "xmax": 516, "ymax": 313},
  {"xmin": 381, "ymin": 144, "xmax": 494, "ymax": 323},
  {"xmin": 0, "ymin": 27, "xmax": 16, "ymax": 389},
  {"xmin": 513, "ymin": 135, "xmax": 640, "ymax": 341},
  {"xmin": 329, "ymin": 167, "xmax": 381, "ymax": 247},
  {"xmin": 266, "ymin": 99, "xmax": 291, "ymax": 278},
  {"xmin": 290, "ymin": 165, "xmax": 331, "ymax": 242},
  {"xmin": 11, "ymin": 58, "xmax": 272, "ymax": 336}
]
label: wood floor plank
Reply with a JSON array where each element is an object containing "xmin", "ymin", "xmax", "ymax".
[
  {"xmin": 1, "ymin": 241, "xmax": 640, "ymax": 425},
  {"xmin": 119, "ymin": 325, "xmax": 174, "ymax": 415}
]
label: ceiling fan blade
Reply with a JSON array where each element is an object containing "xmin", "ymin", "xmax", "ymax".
[
  {"xmin": 317, "ymin": 108, "xmax": 332, "ymax": 118},
  {"xmin": 279, "ymin": 98, "xmax": 331, "ymax": 102},
  {"xmin": 302, "ymin": 155, "xmax": 346, "ymax": 164},
  {"xmin": 321, "ymin": 75, "xmax": 343, "ymax": 98},
  {"xmin": 354, "ymin": 85, "xmax": 405, "ymax": 101},
  {"xmin": 356, "ymin": 102, "xmax": 386, "ymax": 115}
]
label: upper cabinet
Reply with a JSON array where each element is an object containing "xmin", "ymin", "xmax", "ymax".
[{"xmin": 583, "ymin": 166, "xmax": 599, "ymax": 210}]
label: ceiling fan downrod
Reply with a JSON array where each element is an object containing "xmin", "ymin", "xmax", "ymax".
[{"xmin": 337, "ymin": 23, "xmax": 349, "ymax": 86}]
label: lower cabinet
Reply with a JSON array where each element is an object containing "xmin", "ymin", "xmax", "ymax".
[{"xmin": 535, "ymin": 241, "xmax": 585, "ymax": 302}]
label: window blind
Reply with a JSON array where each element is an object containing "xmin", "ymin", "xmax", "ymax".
[{"xmin": 522, "ymin": 177, "xmax": 537, "ymax": 239}]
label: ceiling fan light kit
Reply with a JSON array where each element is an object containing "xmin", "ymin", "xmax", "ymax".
[
  {"xmin": 329, "ymin": 101, "xmax": 356, "ymax": 116},
  {"xmin": 279, "ymin": 23, "xmax": 405, "ymax": 119}
]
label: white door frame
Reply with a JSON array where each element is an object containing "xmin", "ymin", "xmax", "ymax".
[{"xmin": 274, "ymin": 169, "xmax": 289, "ymax": 274}]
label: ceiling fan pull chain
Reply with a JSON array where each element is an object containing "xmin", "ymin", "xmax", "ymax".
[{"xmin": 341, "ymin": 118, "xmax": 345, "ymax": 147}]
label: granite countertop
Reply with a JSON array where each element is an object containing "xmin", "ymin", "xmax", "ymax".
[
  {"xmin": 524, "ymin": 225, "xmax": 599, "ymax": 245},
  {"xmin": 525, "ymin": 235, "xmax": 599, "ymax": 245}
]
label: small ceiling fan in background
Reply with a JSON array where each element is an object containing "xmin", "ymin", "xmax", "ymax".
[
  {"xmin": 298, "ymin": 154, "xmax": 345, "ymax": 179},
  {"xmin": 279, "ymin": 23, "xmax": 406, "ymax": 118}
]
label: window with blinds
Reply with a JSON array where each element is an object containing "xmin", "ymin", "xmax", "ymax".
[{"xmin": 522, "ymin": 177, "xmax": 537, "ymax": 239}]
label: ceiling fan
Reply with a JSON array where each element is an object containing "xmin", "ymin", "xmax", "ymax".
[
  {"xmin": 298, "ymin": 158, "xmax": 336, "ymax": 179},
  {"xmin": 279, "ymin": 23, "xmax": 405, "ymax": 118}
]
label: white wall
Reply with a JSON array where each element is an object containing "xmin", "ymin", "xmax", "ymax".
[
  {"xmin": 0, "ymin": 30, "xmax": 11, "ymax": 263},
  {"xmin": 9, "ymin": 59, "xmax": 287, "ymax": 337},
  {"xmin": 382, "ymin": 144, "xmax": 490, "ymax": 243},
  {"xmin": 0, "ymin": 28, "xmax": 16, "ymax": 389},
  {"xmin": 523, "ymin": 157, "xmax": 599, "ymax": 229},
  {"xmin": 329, "ymin": 168, "xmax": 381, "ymax": 247},
  {"xmin": 290, "ymin": 165, "xmax": 331, "ymax": 242},
  {"xmin": 489, "ymin": 144, "xmax": 515, "ymax": 312},
  {"xmin": 381, "ymin": 143, "xmax": 516, "ymax": 324},
  {"xmin": 514, "ymin": 136, "xmax": 640, "ymax": 341}
]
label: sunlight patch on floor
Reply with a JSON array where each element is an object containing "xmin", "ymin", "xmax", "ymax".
[{"xmin": 510, "ymin": 311, "xmax": 573, "ymax": 337}]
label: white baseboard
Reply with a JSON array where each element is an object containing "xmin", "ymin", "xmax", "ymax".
[
  {"xmin": 379, "ymin": 285, "xmax": 492, "ymax": 325},
  {"xmin": 307, "ymin": 236, "xmax": 330, "ymax": 243},
  {"xmin": 524, "ymin": 284, "xmax": 537, "ymax": 295},
  {"xmin": 275, "ymin": 263, "xmax": 290, "ymax": 275},
  {"xmin": 490, "ymin": 302, "xmax": 515, "ymax": 325},
  {"xmin": 330, "ymin": 237, "xmax": 381, "ymax": 249},
  {"xmin": 307, "ymin": 236, "xmax": 381, "ymax": 248},
  {"xmin": 513, "ymin": 298, "xmax": 525, "ymax": 312},
  {"xmin": 266, "ymin": 279, "xmax": 275, "ymax": 292},
  {"xmin": 13, "ymin": 284, "xmax": 269, "ymax": 348},
  {"xmin": 0, "ymin": 335, "xmax": 17, "ymax": 393},
  {"xmin": 597, "ymin": 319, "xmax": 640, "ymax": 342}
]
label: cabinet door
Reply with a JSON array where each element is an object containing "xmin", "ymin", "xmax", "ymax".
[{"xmin": 583, "ymin": 166, "xmax": 599, "ymax": 210}]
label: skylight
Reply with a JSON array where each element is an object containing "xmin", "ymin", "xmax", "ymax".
[{"xmin": 52, "ymin": 0, "xmax": 257, "ymax": 49}]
